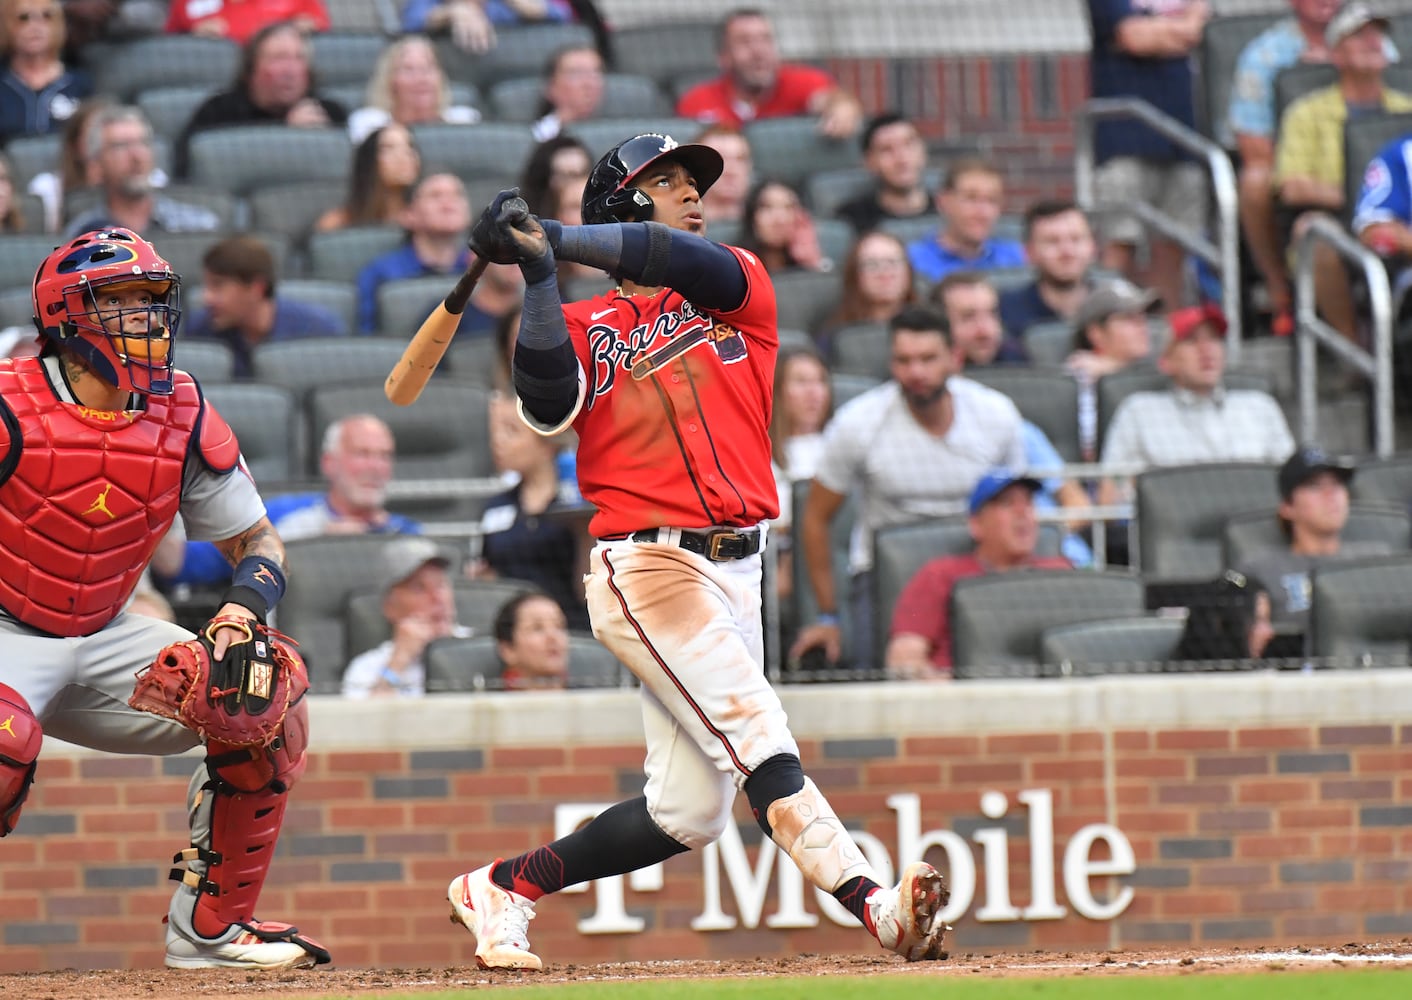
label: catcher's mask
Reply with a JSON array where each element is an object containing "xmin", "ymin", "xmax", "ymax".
[
  {"xmin": 581, "ymin": 133, "xmax": 724, "ymax": 226},
  {"xmin": 32, "ymin": 228, "xmax": 182, "ymax": 396}
]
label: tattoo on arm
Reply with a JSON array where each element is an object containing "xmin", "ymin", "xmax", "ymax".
[{"xmin": 215, "ymin": 516, "xmax": 286, "ymax": 570}]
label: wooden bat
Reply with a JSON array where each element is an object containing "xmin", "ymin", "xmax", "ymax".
[{"xmin": 383, "ymin": 255, "xmax": 489, "ymax": 406}]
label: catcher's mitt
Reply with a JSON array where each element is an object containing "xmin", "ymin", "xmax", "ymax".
[{"xmin": 130, "ymin": 616, "xmax": 309, "ymax": 748}]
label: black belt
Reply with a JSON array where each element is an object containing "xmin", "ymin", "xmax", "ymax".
[{"xmin": 629, "ymin": 527, "xmax": 762, "ymax": 561}]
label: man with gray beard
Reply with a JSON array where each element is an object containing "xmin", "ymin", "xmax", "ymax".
[{"xmin": 63, "ymin": 105, "xmax": 220, "ymax": 238}]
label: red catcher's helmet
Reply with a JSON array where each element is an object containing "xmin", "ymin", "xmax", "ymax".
[
  {"xmin": 581, "ymin": 133, "xmax": 724, "ymax": 226},
  {"xmin": 31, "ymin": 228, "xmax": 181, "ymax": 396}
]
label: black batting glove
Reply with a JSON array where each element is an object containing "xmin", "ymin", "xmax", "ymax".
[{"xmin": 469, "ymin": 188, "xmax": 531, "ymax": 264}]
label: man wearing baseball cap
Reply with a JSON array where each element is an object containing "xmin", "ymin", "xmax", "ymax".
[
  {"xmin": 1100, "ymin": 302, "xmax": 1294, "ymax": 482},
  {"xmin": 1068, "ymin": 278, "xmax": 1161, "ymax": 458},
  {"xmin": 1276, "ymin": 2, "xmax": 1411, "ymax": 341},
  {"xmin": 885, "ymin": 470, "xmax": 1072, "ymax": 678},
  {"xmin": 1237, "ymin": 447, "xmax": 1394, "ymax": 631},
  {"xmin": 341, "ymin": 537, "xmax": 469, "ymax": 698}
]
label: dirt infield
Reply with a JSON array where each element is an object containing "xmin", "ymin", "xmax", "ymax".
[{"xmin": 7, "ymin": 941, "xmax": 1411, "ymax": 1000}]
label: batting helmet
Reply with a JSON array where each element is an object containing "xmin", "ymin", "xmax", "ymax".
[
  {"xmin": 581, "ymin": 133, "xmax": 724, "ymax": 226},
  {"xmin": 31, "ymin": 228, "xmax": 181, "ymax": 396}
]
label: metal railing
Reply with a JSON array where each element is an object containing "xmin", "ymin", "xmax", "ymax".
[
  {"xmin": 1075, "ymin": 97, "xmax": 1244, "ymax": 360},
  {"xmin": 1292, "ymin": 215, "xmax": 1396, "ymax": 457}
]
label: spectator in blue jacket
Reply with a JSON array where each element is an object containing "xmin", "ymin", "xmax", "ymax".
[{"xmin": 907, "ymin": 159, "xmax": 1025, "ymax": 283}]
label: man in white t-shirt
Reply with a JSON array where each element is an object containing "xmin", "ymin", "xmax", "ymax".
[
  {"xmin": 791, "ymin": 304, "xmax": 1026, "ymax": 668},
  {"xmin": 342, "ymin": 537, "xmax": 470, "ymax": 698}
]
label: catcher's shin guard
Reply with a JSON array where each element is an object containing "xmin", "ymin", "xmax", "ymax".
[{"xmin": 167, "ymin": 698, "xmax": 327, "ymax": 964}]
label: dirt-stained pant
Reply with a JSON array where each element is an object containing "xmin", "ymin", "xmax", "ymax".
[{"xmin": 585, "ymin": 531, "xmax": 799, "ymax": 850}]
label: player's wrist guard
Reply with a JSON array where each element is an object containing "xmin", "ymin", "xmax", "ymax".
[{"xmin": 220, "ymin": 556, "xmax": 287, "ymax": 623}]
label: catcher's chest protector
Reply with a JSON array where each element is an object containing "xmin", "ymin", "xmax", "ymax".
[{"xmin": 0, "ymin": 360, "xmax": 198, "ymax": 636}]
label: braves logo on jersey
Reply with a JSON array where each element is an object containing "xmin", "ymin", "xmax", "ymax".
[{"xmin": 587, "ymin": 301, "xmax": 748, "ymax": 405}]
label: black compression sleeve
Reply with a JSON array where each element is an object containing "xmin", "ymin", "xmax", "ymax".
[
  {"xmin": 543, "ymin": 219, "xmax": 749, "ymax": 313},
  {"xmin": 512, "ymin": 270, "xmax": 578, "ymax": 427}
]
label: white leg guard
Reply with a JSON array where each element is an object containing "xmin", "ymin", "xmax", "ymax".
[{"xmin": 766, "ymin": 778, "xmax": 877, "ymax": 892}]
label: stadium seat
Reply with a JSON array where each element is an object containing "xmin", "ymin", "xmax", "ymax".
[
  {"xmin": 249, "ymin": 181, "xmax": 346, "ymax": 246},
  {"xmin": 788, "ymin": 478, "xmax": 860, "ymax": 671},
  {"xmin": 187, "ymin": 126, "xmax": 351, "ymax": 196},
  {"xmin": 1022, "ymin": 320, "xmax": 1076, "ymax": 368},
  {"xmin": 878, "ymin": 215, "xmax": 938, "ymax": 247},
  {"xmin": 460, "ymin": 173, "xmax": 522, "ymax": 216},
  {"xmin": 279, "ymin": 534, "xmax": 406, "ymax": 692},
  {"xmin": 411, "ymin": 122, "xmax": 537, "ymax": 179},
  {"xmin": 830, "ymin": 322, "xmax": 889, "ymax": 379},
  {"xmin": 570, "ymin": 117, "xmax": 702, "ymax": 158},
  {"xmin": 1273, "ymin": 63, "xmax": 1339, "ymax": 131},
  {"xmin": 1195, "ymin": 13, "xmax": 1282, "ymax": 142},
  {"xmin": 950, "ymin": 569, "xmax": 1144, "ymax": 679},
  {"xmin": 831, "ymin": 372, "xmax": 881, "ymax": 409},
  {"xmin": 158, "ymin": 231, "xmax": 292, "ymax": 284},
  {"xmin": 1351, "ymin": 452, "xmax": 1412, "ymax": 506},
  {"xmin": 200, "ymin": 382, "xmax": 305, "ymax": 483},
  {"xmin": 814, "ymin": 219, "xmax": 856, "ymax": 270},
  {"xmin": 611, "ymin": 21, "xmax": 721, "ymax": 89},
  {"xmin": 436, "ymin": 24, "xmax": 596, "ymax": 90},
  {"xmin": 1309, "ymin": 554, "xmax": 1412, "ymax": 665},
  {"xmin": 0, "ymin": 234, "xmax": 73, "ymax": 292},
  {"xmin": 176, "ymin": 340, "xmax": 236, "ymax": 384},
  {"xmin": 1135, "ymin": 462, "xmax": 1281, "ymax": 582},
  {"xmin": 1222, "ymin": 505, "xmax": 1410, "ymax": 572},
  {"xmin": 305, "ymin": 378, "xmax": 493, "ymax": 518},
  {"xmin": 965, "ymin": 365, "xmax": 1083, "ymax": 464},
  {"xmin": 1095, "ymin": 368, "xmax": 1272, "ymax": 458},
  {"xmin": 424, "ymin": 632, "xmax": 625, "ymax": 692},
  {"xmin": 276, "ymin": 280, "xmax": 358, "ymax": 333},
  {"xmin": 5, "ymin": 134, "xmax": 59, "ymax": 188},
  {"xmin": 0, "ymin": 286, "xmax": 32, "ymax": 329},
  {"xmin": 376, "ymin": 275, "xmax": 458, "ymax": 338},
  {"xmin": 489, "ymin": 72, "xmax": 671, "ymax": 122},
  {"xmin": 707, "ymin": 218, "xmax": 742, "ymax": 248},
  {"xmin": 1343, "ymin": 110, "xmax": 1412, "ymax": 215},
  {"xmin": 805, "ymin": 167, "xmax": 945, "ymax": 219},
  {"xmin": 443, "ymin": 335, "xmax": 500, "ymax": 388},
  {"xmin": 252, "ymin": 337, "xmax": 406, "ymax": 402},
  {"xmin": 327, "ymin": 0, "xmax": 397, "ymax": 32},
  {"xmin": 772, "ymin": 269, "xmax": 842, "ymax": 335},
  {"xmin": 745, "ymin": 116, "xmax": 863, "ymax": 187},
  {"xmin": 1038, "ymin": 615, "xmax": 1187, "ymax": 677},
  {"xmin": 311, "ymin": 33, "xmax": 389, "ymax": 87},
  {"xmin": 345, "ymin": 578, "xmax": 537, "ymax": 660},
  {"xmin": 137, "ymin": 86, "xmax": 217, "ymax": 142},
  {"xmin": 308, "ymin": 225, "xmax": 406, "ymax": 283},
  {"xmin": 93, "ymin": 35, "xmax": 240, "ymax": 102},
  {"xmin": 986, "ymin": 266, "xmax": 1036, "ymax": 295}
]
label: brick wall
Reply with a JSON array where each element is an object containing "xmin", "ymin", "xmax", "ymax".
[
  {"xmin": 835, "ymin": 54, "xmax": 1090, "ymax": 211},
  {"xmin": 4, "ymin": 677, "xmax": 1410, "ymax": 971}
]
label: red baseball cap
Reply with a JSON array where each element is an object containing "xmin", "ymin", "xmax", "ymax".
[{"xmin": 1167, "ymin": 302, "xmax": 1228, "ymax": 342}]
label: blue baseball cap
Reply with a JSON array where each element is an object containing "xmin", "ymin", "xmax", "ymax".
[{"xmin": 968, "ymin": 470, "xmax": 1043, "ymax": 515}]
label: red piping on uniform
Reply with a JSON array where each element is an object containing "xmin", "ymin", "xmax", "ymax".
[{"xmin": 602, "ymin": 548, "xmax": 752, "ymax": 777}]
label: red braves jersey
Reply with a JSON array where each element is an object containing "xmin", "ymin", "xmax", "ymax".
[
  {"xmin": 564, "ymin": 245, "xmax": 780, "ymax": 538},
  {"xmin": 675, "ymin": 65, "xmax": 837, "ymax": 128},
  {"xmin": 0, "ymin": 361, "xmax": 240, "ymax": 637},
  {"xmin": 165, "ymin": 0, "xmax": 330, "ymax": 44}
]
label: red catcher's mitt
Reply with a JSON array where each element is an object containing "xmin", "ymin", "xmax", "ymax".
[{"xmin": 129, "ymin": 616, "xmax": 309, "ymax": 748}]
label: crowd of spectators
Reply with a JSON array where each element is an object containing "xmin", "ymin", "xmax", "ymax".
[{"xmin": 2, "ymin": 1, "xmax": 1408, "ymax": 689}]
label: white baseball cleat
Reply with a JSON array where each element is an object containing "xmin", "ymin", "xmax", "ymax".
[
  {"xmin": 164, "ymin": 920, "xmax": 321, "ymax": 970},
  {"xmin": 867, "ymin": 860, "xmax": 949, "ymax": 961},
  {"xmin": 448, "ymin": 860, "xmax": 542, "ymax": 970}
]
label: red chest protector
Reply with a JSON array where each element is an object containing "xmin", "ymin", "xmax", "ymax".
[{"xmin": 0, "ymin": 358, "xmax": 236, "ymax": 637}]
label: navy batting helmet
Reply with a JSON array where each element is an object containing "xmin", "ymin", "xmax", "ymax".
[{"xmin": 581, "ymin": 133, "xmax": 724, "ymax": 225}]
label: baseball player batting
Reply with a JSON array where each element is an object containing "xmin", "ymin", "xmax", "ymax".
[
  {"xmin": 0, "ymin": 229, "xmax": 327, "ymax": 970},
  {"xmin": 446, "ymin": 134, "xmax": 948, "ymax": 969}
]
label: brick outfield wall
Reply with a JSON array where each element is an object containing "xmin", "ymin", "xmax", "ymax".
[{"xmin": 3, "ymin": 706, "xmax": 1410, "ymax": 972}]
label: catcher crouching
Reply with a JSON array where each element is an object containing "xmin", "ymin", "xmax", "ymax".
[{"xmin": 0, "ymin": 229, "xmax": 328, "ymax": 970}]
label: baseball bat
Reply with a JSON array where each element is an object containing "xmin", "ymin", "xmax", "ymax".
[{"xmin": 383, "ymin": 255, "xmax": 489, "ymax": 406}]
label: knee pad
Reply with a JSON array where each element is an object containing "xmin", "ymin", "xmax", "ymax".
[
  {"xmin": 0, "ymin": 684, "xmax": 41, "ymax": 837},
  {"xmin": 744, "ymin": 753, "xmax": 805, "ymax": 837}
]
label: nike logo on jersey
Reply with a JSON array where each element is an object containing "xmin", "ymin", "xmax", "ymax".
[{"xmin": 590, "ymin": 307, "xmax": 617, "ymax": 320}]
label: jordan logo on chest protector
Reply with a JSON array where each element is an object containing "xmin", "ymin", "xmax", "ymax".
[{"xmin": 83, "ymin": 483, "xmax": 116, "ymax": 520}]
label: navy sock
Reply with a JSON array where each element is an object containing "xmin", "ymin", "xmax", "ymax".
[{"xmin": 834, "ymin": 875, "xmax": 883, "ymax": 935}]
